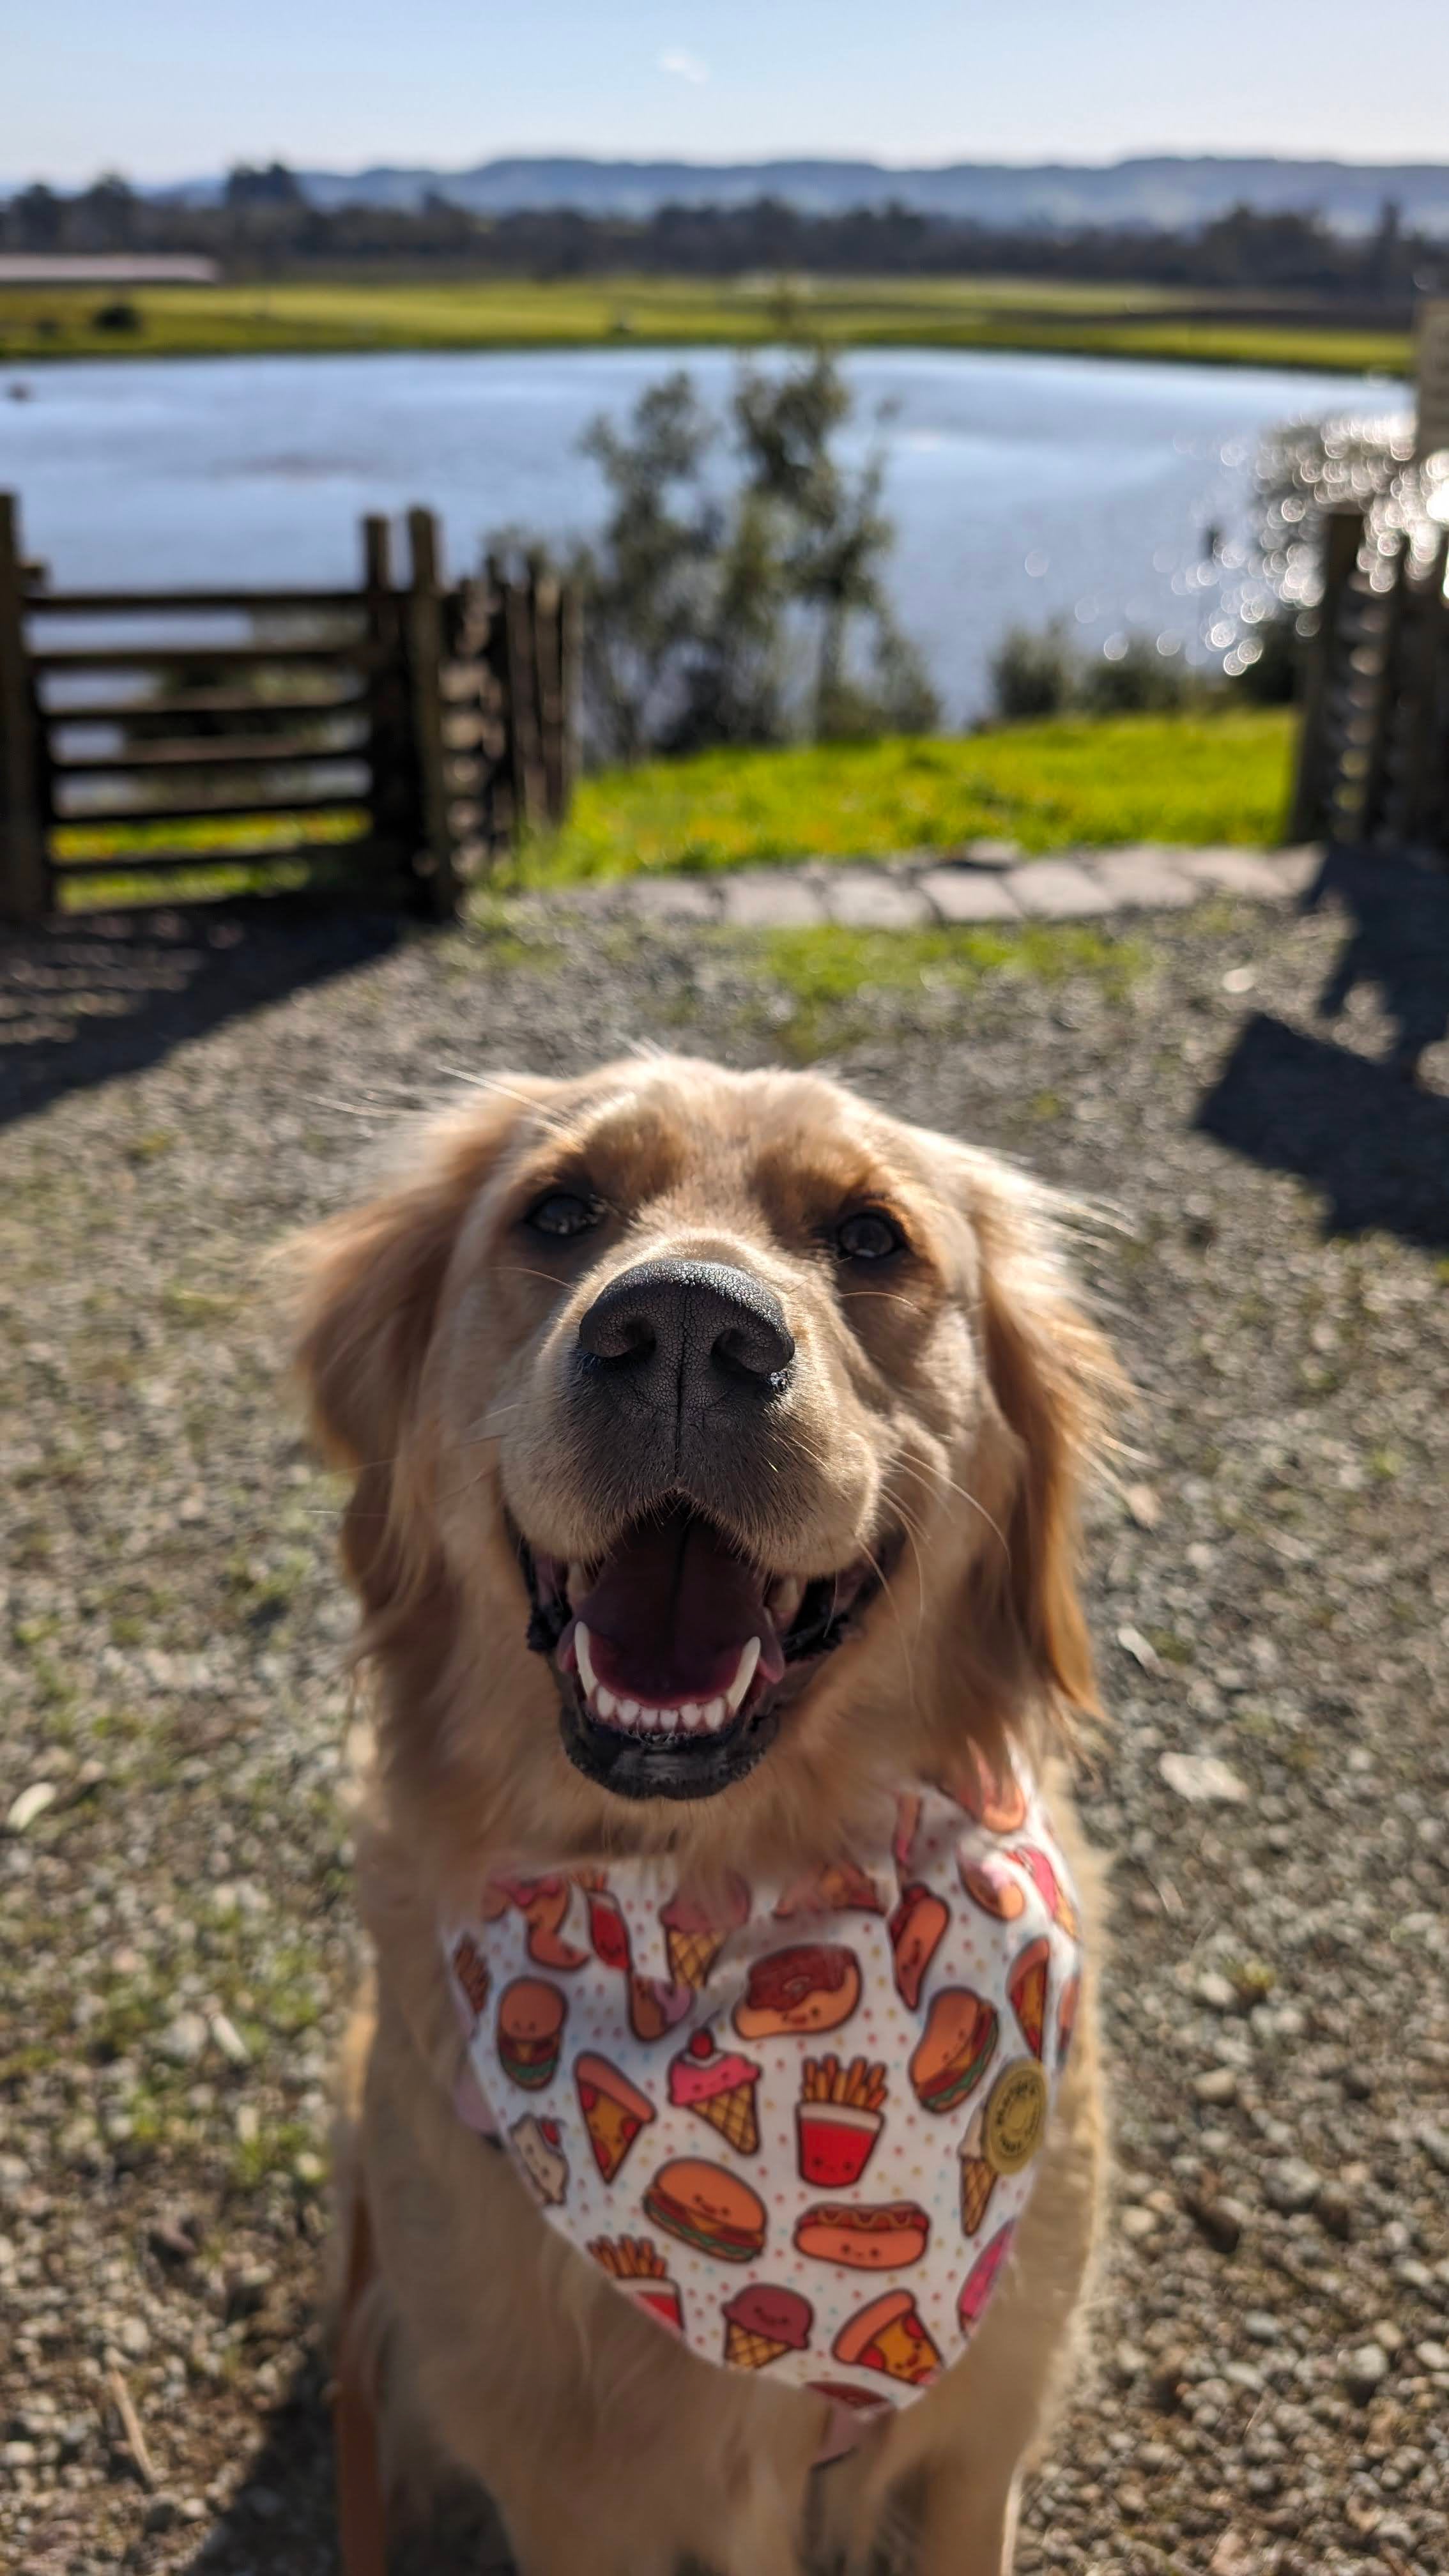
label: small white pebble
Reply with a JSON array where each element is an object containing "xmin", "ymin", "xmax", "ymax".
[
  {"xmin": 4, "ymin": 1781, "xmax": 57, "ymax": 1835},
  {"xmin": 210, "ymin": 2012, "xmax": 250, "ymax": 2069}
]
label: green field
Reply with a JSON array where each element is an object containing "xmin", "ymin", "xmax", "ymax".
[
  {"xmin": 50, "ymin": 709, "xmax": 1296, "ymax": 910},
  {"xmin": 516, "ymin": 709, "xmax": 1296, "ymax": 886},
  {"xmin": 0, "ymin": 274, "xmax": 1410, "ymax": 376}
]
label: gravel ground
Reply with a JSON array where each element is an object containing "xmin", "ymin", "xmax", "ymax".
[{"xmin": 2, "ymin": 884, "xmax": 1447, "ymax": 2576}]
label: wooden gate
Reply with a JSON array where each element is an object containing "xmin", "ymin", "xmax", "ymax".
[
  {"xmin": 0, "ymin": 494, "xmax": 578, "ymax": 924},
  {"xmin": 1287, "ymin": 502, "xmax": 1449, "ymax": 856}
]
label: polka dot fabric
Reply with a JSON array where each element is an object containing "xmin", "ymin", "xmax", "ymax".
[{"xmin": 441, "ymin": 1752, "xmax": 1082, "ymax": 2412}]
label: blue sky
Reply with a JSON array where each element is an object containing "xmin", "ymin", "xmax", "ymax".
[{"xmin": 6, "ymin": 0, "xmax": 1448, "ymax": 187}]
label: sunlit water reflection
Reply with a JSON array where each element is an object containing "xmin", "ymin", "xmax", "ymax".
[{"xmin": 0, "ymin": 346, "xmax": 1410, "ymax": 721}]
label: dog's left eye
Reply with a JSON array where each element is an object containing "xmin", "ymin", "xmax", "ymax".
[
  {"xmin": 526, "ymin": 1191, "xmax": 604, "ymax": 1239},
  {"xmin": 835, "ymin": 1209, "xmax": 905, "ymax": 1262}
]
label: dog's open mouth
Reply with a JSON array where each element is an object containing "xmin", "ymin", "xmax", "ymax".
[{"xmin": 518, "ymin": 1501, "xmax": 890, "ymax": 1802}]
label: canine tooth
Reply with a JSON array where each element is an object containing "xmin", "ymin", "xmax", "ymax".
[
  {"xmin": 574, "ymin": 1624, "xmax": 599, "ymax": 1698},
  {"xmin": 724, "ymin": 1637, "xmax": 761, "ymax": 1715},
  {"xmin": 595, "ymin": 1687, "xmax": 617, "ymax": 1720}
]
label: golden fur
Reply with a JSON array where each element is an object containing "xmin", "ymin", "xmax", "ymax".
[{"xmin": 292, "ymin": 1055, "xmax": 1118, "ymax": 2575}]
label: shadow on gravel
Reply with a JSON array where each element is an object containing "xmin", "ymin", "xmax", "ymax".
[
  {"xmin": 1197, "ymin": 846, "xmax": 1449, "ymax": 1250},
  {"xmin": 0, "ymin": 898, "xmax": 406, "ymax": 1131},
  {"xmin": 176, "ymin": 2358, "xmax": 509, "ymax": 2576},
  {"xmin": 1307, "ymin": 843, "xmax": 1449, "ymax": 1078},
  {"xmin": 1198, "ymin": 1013, "xmax": 1449, "ymax": 1248}
]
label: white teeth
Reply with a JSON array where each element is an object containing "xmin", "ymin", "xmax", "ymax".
[
  {"xmin": 724, "ymin": 1637, "xmax": 762, "ymax": 1715},
  {"xmin": 574, "ymin": 1623, "xmax": 599, "ymax": 1698},
  {"xmin": 572, "ymin": 1620, "xmax": 751, "ymax": 1742}
]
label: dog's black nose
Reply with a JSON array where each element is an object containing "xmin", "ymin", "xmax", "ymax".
[{"xmin": 578, "ymin": 1257, "xmax": 795, "ymax": 1407}]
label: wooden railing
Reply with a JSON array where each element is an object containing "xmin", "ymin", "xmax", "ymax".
[
  {"xmin": 0, "ymin": 493, "xmax": 579, "ymax": 924},
  {"xmin": 1287, "ymin": 502, "xmax": 1449, "ymax": 857}
]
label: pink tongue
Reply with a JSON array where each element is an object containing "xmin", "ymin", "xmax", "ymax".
[{"xmin": 575, "ymin": 1507, "xmax": 781, "ymax": 1704}]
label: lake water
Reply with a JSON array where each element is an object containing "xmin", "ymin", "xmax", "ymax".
[{"xmin": 0, "ymin": 346, "xmax": 1408, "ymax": 721}]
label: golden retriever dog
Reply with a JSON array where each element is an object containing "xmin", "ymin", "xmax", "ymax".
[{"xmin": 291, "ymin": 1054, "xmax": 1116, "ymax": 2576}]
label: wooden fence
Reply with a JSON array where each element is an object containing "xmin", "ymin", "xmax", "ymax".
[
  {"xmin": 0, "ymin": 493, "xmax": 579, "ymax": 924},
  {"xmin": 1287, "ymin": 502, "xmax": 1449, "ymax": 857}
]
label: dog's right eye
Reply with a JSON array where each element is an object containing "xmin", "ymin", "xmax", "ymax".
[{"xmin": 526, "ymin": 1190, "xmax": 604, "ymax": 1240}]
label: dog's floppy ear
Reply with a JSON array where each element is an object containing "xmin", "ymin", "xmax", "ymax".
[
  {"xmin": 292, "ymin": 1083, "xmax": 548, "ymax": 1469},
  {"xmin": 951, "ymin": 1149, "xmax": 1120, "ymax": 1731},
  {"xmin": 288, "ymin": 1081, "xmax": 553, "ymax": 1622}
]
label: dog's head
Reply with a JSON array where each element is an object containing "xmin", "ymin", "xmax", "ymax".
[{"xmin": 292, "ymin": 1057, "xmax": 1116, "ymax": 1870}]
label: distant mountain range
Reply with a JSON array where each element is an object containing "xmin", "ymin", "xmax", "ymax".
[{"xmin": 144, "ymin": 154, "xmax": 1449, "ymax": 234}]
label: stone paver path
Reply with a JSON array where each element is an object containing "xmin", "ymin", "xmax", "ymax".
[{"xmin": 531, "ymin": 841, "xmax": 1321, "ymax": 930}]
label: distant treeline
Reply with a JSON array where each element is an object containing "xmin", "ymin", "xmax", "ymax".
[{"xmin": 2, "ymin": 166, "xmax": 1441, "ymax": 304}]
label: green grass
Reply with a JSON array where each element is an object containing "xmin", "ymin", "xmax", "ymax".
[
  {"xmin": 742, "ymin": 919, "xmax": 1146, "ymax": 1059},
  {"xmin": 50, "ymin": 710, "xmax": 1294, "ymax": 909},
  {"xmin": 50, "ymin": 804, "xmax": 376, "ymax": 911},
  {"xmin": 515, "ymin": 709, "xmax": 1296, "ymax": 886},
  {"xmin": 0, "ymin": 273, "xmax": 1410, "ymax": 374}
]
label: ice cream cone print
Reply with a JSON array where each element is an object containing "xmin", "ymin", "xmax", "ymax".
[
  {"xmin": 668, "ymin": 2030, "xmax": 762, "ymax": 2155},
  {"xmin": 959, "ymin": 2058, "xmax": 1049, "ymax": 2237},
  {"xmin": 959, "ymin": 2150, "xmax": 998, "ymax": 2235},
  {"xmin": 721, "ymin": 2285, "xmax": 812, "ymax": 2372},
  {"xmin": 699, "ymin": 2082, "xmax": 759, "ymax": 2153},
  {"xmin": 668, "ymin": 1925, "xmax": 725, "ymax": 1991},
  {"xmin": 659, "ymin": 1877, "xmax": 749, "ymax": 1992}
]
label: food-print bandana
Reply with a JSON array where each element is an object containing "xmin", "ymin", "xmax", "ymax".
[{"xmin": 441, "ymin": 1748, "xmax": 1082, "ymax": 2417}]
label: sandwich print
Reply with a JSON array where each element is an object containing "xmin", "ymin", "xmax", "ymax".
[{"xmin": 442, "ymin": 1766, "xmax": 1082, "ymax": 2411}]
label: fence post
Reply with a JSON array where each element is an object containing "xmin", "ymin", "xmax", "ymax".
[
  {"xmin": 360, "ymin": 514, "xmax": 406, "ymax": 878},
  {"xmin": 1358, "ymin": 532, "xmax": 1411, "ymax": 847},
  {"xmin": 504, "ymin": 575, "xmax": 548, "ymax": 839},
  {"xmin": 402, "ymin": 507, "xmax": 459, "ymax": 920},
  {"xmin": 1284, "ymin": 506, "xmax": 1363, "ymax": 847},
  {"xmin": 533, "ymin": 572, "xmax": 565, "ymax": 825},
  {"xmin": 1398, "ymin": 533, "xmax": 1449, "ymax": 851},
  {"xmin": 558, "ymin": 579, "xmax": 582, "ymax": 818},
  {"xmin": 0, "ymin": 493, "xmax": 50, "ymax": 924}
]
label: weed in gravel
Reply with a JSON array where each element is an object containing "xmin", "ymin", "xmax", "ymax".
[{"xmin": 739, "ymin": 920, "xmax": 1146, "ymax": 1058}]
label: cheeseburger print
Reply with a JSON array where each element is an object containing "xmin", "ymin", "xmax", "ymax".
[
  {"xmin": 496, "ymin": 1979, "xmax": 566, "ymax": 2089},
  {"xmin": 443, "ymin": 1767, "xmax": 1081, "ymax": 2410}
]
